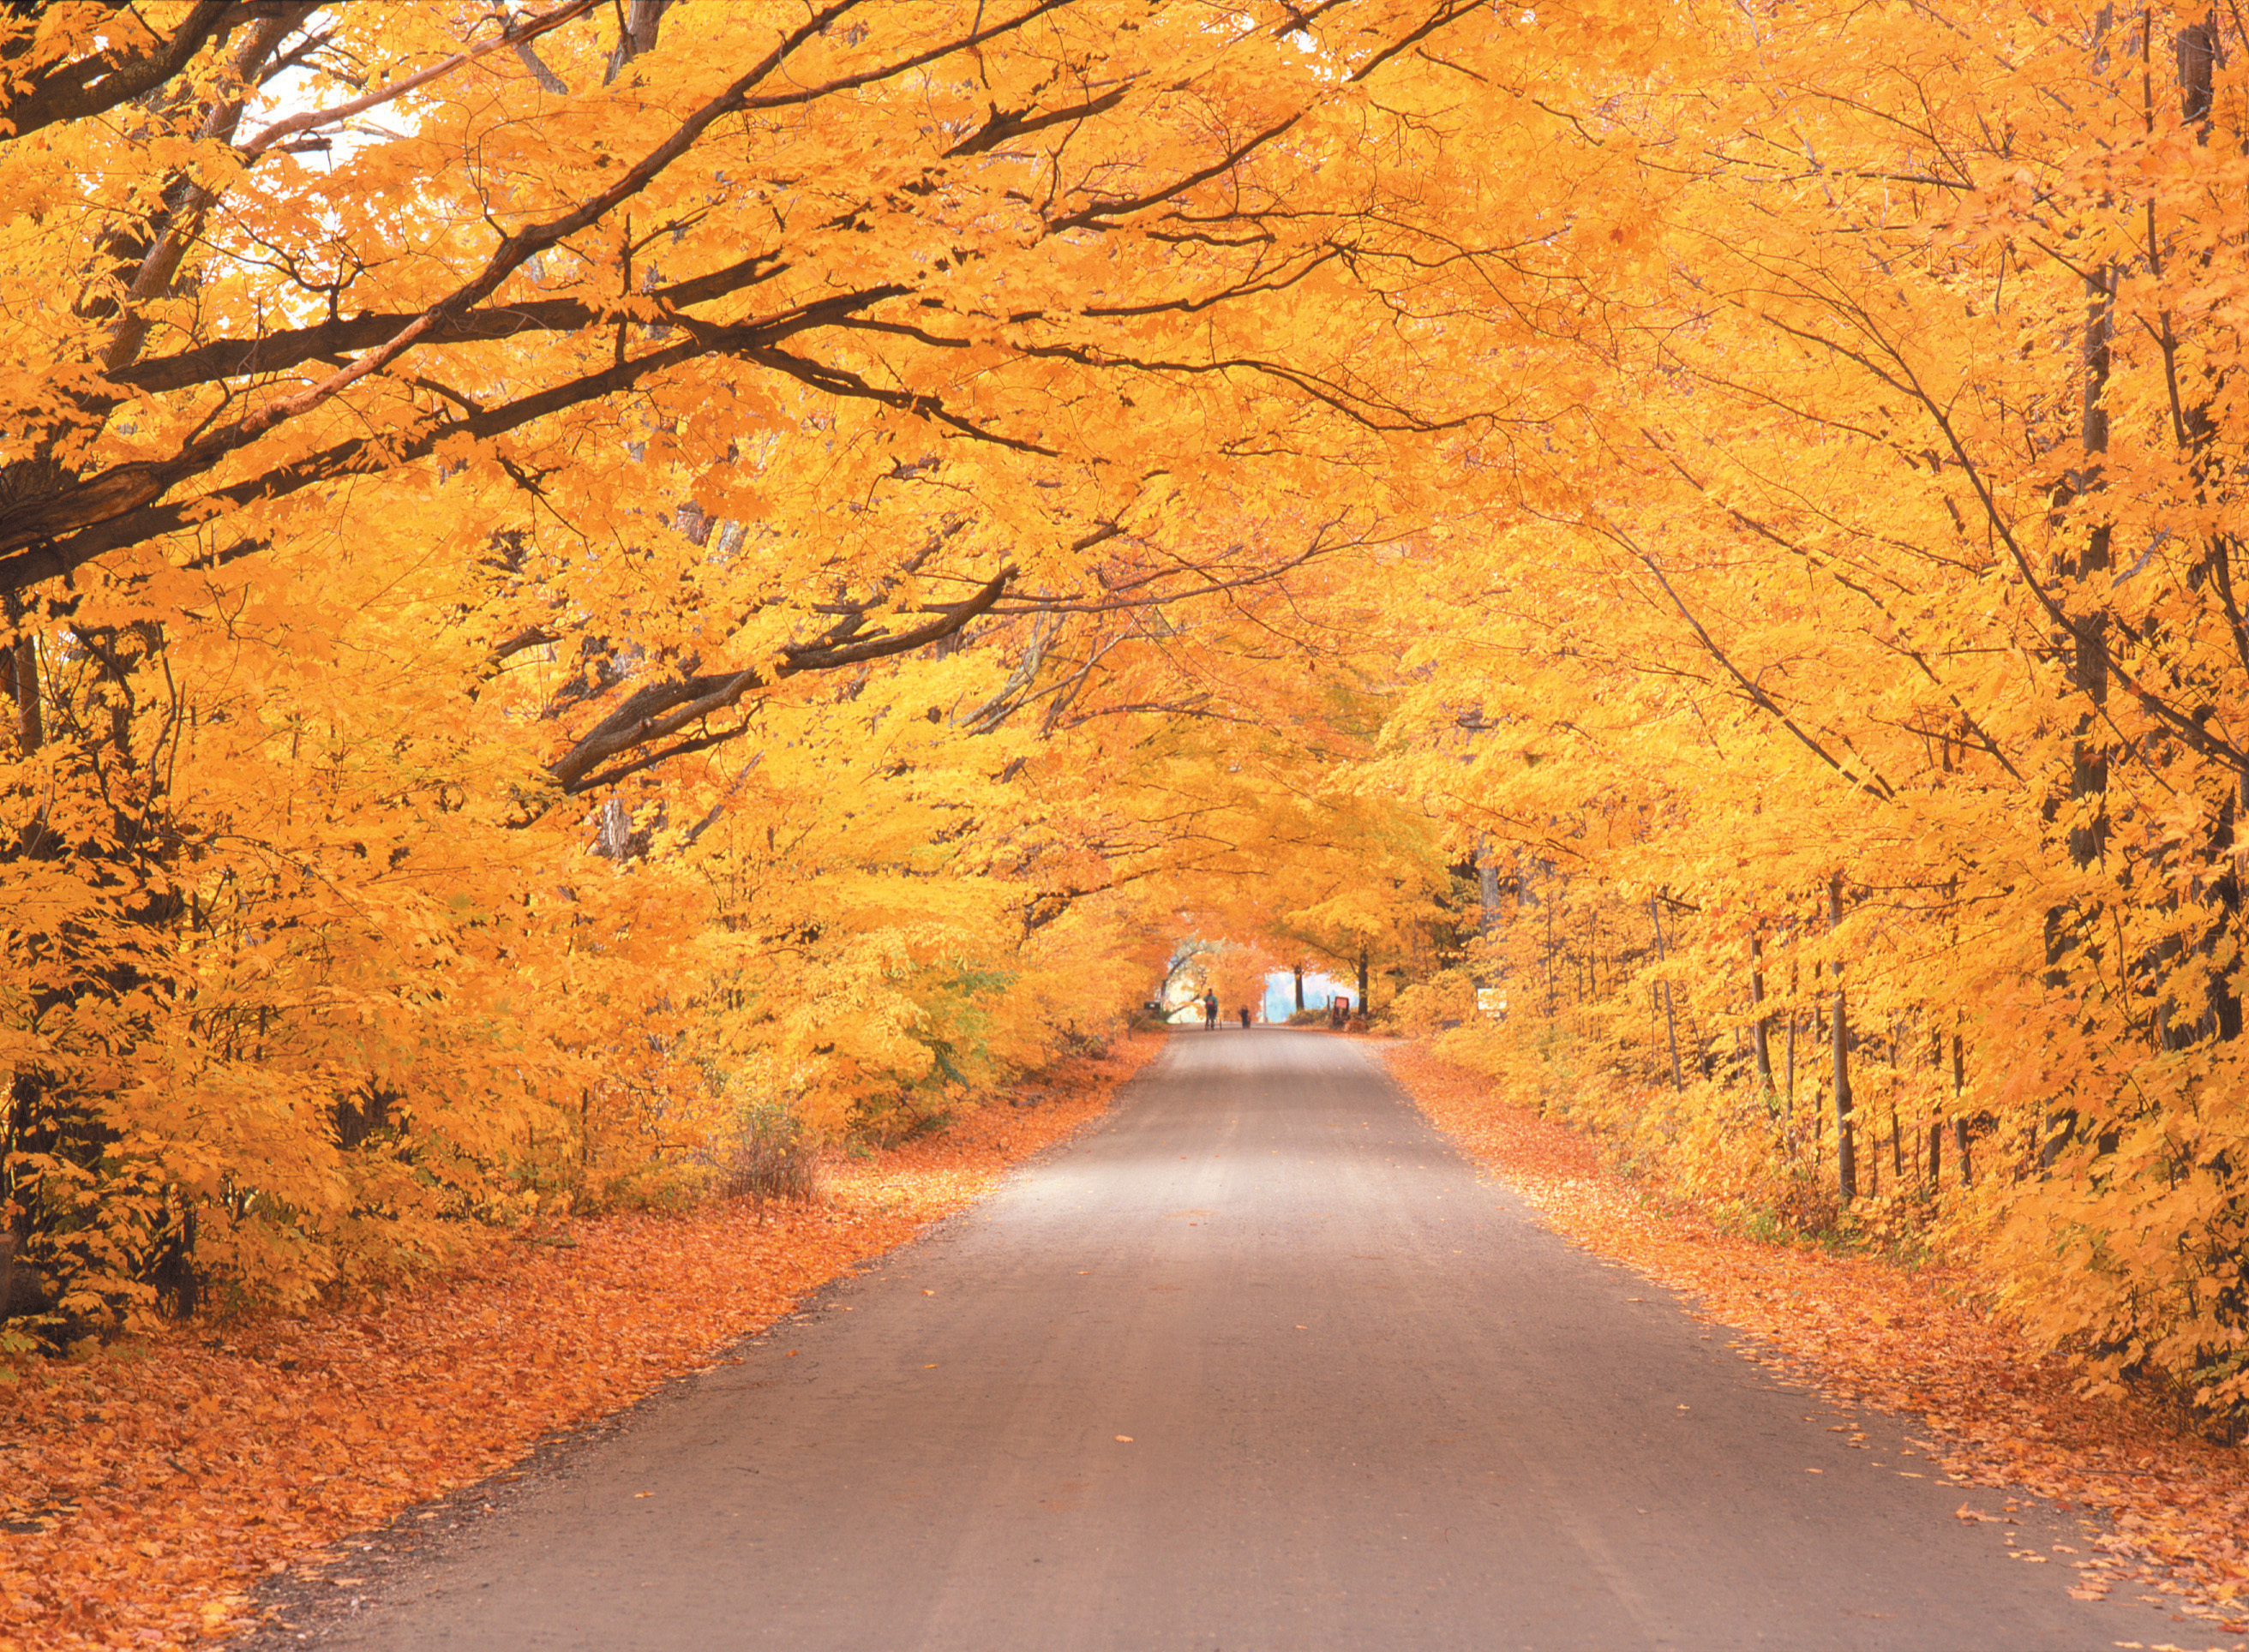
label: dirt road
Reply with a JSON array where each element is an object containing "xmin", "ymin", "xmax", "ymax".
[{"xmin": 260, "ymin": 1031, "xmax": 2220, "ymax": 1650}]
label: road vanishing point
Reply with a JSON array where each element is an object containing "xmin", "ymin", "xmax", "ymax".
[{"xmin": 255, "ymin": 1030, "xmax": 2234, "ymax": 1652}]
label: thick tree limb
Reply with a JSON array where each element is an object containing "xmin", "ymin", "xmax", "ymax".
[
  {"xmin": 547, "ymin": 566, "xmax": 1013, "ymax": 793},
  {"xmin": 102, "ymin": 252, "xmax": 791, "ymax": 399},
  {"xmin": 0, "ymin": 3, "xmax": 234, "ymax": 141},
  {"xmin": 0, "ymin": 0, "xmax": 1090, "ymax": 593},
  {"xmin": 0, "ymin": 293, "xmax": 913, "ymax": 591}
]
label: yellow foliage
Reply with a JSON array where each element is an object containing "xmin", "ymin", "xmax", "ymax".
[{"xmin": 4, "ymin": 0, "xmax": 2249, "ymax": 1434}]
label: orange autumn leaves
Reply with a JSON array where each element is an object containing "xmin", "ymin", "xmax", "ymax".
[
  {"xmin": 0, "ymin": 0, "xmax": 1583, "ymax": 1332},
  {"xmin": 0, "ymin": 1040, "xmax": 1151, "ymax": 1652},
  {"xmin": 3, "ymin": 0, "xmax": 2249, "ymax": 1580},
  {"xmin": 1367, "ymin": 0, "xmax": 2249, "ymax": 1420}
]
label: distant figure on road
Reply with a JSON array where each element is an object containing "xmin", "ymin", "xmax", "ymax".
[
  {"xmin": 1202, "ymin": 989, "xmax": 1220, "ymax": 1029},
  {"xmin": 1238, "ymin": 1005, "xmax": 1251, "ymax": 1029}
]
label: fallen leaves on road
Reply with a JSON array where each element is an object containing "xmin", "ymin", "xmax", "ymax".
[
  {"xmin": 1384, "ymin": 1043, "xmax": 2249, "ymax": 1634},
  {"xmin": 0, "ymin": 1037, "xmax": 1154, "ymax": 1652}
]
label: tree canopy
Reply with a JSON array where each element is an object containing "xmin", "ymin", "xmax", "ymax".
[{"xmin": 7, "ymin": 0, "xmax": 2249, "ymax": 1430}]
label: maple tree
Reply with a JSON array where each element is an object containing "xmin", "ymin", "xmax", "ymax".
[
  {"xmin": 1369, "ymin": 0, "xmax": 2249, "ymax": 1429},
  {"xmin": 0, "ymin": 0, "xmax": 1610, "ymax": 1327},
  {"xmin": 8, "ymin": 0, "xmax": 2249, "ymax": 1485}
]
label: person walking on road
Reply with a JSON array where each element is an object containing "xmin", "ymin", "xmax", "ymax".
[{"xmin": 1202, "ymin": 989, "xmax": 1220, "ymax": 1029}]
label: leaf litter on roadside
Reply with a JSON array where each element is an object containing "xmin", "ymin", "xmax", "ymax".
[
  {"xmin": 1383, "ymin": 1044, "xmax": 2249, "ymax": 1641},
  {"xmin": 0, "ymin": 1038, "xmax": 1156, "ymax": 1652}
]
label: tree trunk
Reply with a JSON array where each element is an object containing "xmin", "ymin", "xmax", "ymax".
[
  {"xmin": 1544, "ymin": 882, "xmax": 1556, "ymax": 1018},
  {"xmin": 2, "ymin": 628, "xmax": 40, "ymax": 755},
  {"xmin": 1952, "ymin": 1032, "xmax": 1971, "ymax": 1186},
  {"xmin": 1829, "ymin": 873, "xmax": 1856, "ymax": 1201},
  {"xmin": 2172, "ymin": 18, "xmax": 2247, "ymax": 1046},
  {"xmin": 1650, "ymin": 896, "xmax": 1683, "ymax": 1092},
  {"xmin": 2067, "ymin": 256, "xmax": 2114, "ymax": 865},
  {"xmin": 1928, "ymin": 1032, "xmax": 1945, "ymax": 1188},
  {"xmin": 1748, "ymin": 931, "xmax": 1773, "ymax": 1095},
  {"xmin": 2039, "ymin": 9, "xmax": 2116, "ymax": 1165},
  {"xmin": 604, "ymin": 0, "xmax": 673, "ymax": 82},
  {"xmin": 1476, "ymin": 833, "xmax": 1502, "ymax": 939},
  {"xmin": 2038, "ymin": 258, "xmax": 2113, "ymax": 1168}
]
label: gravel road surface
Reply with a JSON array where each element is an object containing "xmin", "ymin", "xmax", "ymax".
[{"xmin": 255, "ymin": 1029, "xmax": 2228, "ymax": 1651}]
